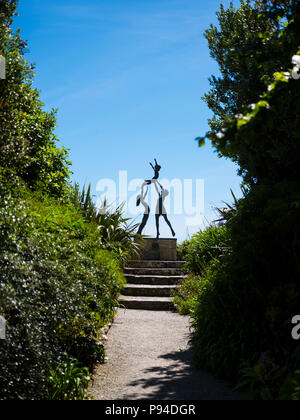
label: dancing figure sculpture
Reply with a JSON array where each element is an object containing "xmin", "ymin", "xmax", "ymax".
[
  {"xmin": 136, "ymin": 159, "xmax": 175, "ymax": 238},
  {"xmin": 154, "ymin": 181, "xmax": 176, "ymax": 239},
  {"xmin": 146, "ymin": 159, "xmax": 161, "ymax": 185},
  {"xmin": 136, "ymin": 182, "xmax": 150, "ymax": 235}
]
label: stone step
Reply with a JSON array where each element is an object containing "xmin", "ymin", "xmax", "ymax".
[
  {"xmin": 119, "ymin": 296, "xmax": 174, "ymax": 311},
  {"xmin": 124, "ymin": 274, "xmax": 185, "ymax": 286},
  {"xmin": 128, "ymin": 260, "xmax": 184, "ymax": 269},
  {"xmin": 122, "ymin": 284, "xmax": 177, "ymax": 297},
  {"xmin": 124, "ymin": 267, "xmax": 183, "ymax": 276}
]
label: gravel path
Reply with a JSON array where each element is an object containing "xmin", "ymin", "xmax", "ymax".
[{"xmin": 89, "ymin": 309, "xmax": 239, "ymax": 400}]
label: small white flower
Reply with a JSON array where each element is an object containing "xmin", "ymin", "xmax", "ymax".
[
  {"xmin": 250, "ymin": 104, "xmax": 256, "ymax": 110},
  {"xmin": 292, "ymin": 55, "xmax": 300, "ymax": 66},
  {"xmin": 268, "ymin": 85, "xmax": 273, "ymax": 91},
  {"xmin": 283, "ymin": 71, "xmax": 291, "ymax": 80},
  {"xmin": 216, "ymin": 132, "xmax": 225, "ymax": 139}
]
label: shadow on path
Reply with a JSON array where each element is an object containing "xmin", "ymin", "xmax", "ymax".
[{"xmin": 125, "ymin": 344, "xmax": 239, "ymax": 400}]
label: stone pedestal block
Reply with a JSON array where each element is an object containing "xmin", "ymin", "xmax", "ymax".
[{"xmin": 141, "ymin": 238, "xmax": 177, "ymax": 261}]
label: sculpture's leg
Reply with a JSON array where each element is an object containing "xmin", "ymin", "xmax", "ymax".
[
  {"xmin": 155, "ymin": 214, "xmax": 160, "ymax": 239},
  {"xmin": 163, "ymin": 215, "xmax": 176, "ymax": 237},
  {"xmin": 137, "ymin": 213, "xmax": 149, "ymax": 235}
]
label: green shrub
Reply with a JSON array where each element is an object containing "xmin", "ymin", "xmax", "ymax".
[
  {"xmin": 173, "ymin": 275, "xmax": 202, "ymax": 315},
  {"xmin": 191, "ymin": 182, "xmax": 300, "ymax": 385},
  {"xmin": 0, "ymin": 178, "xmax": 125, "ymax": 400},
  {"xmin": 191, "ymin": 0, "xmax": 300, "ymax": 400},
  {"xmin": 69, "ymin": 183, "xmax": 143, "ymax": 264},
  {"xmin": 184, "ymin": 225, "xmax": 229, "ymax": 276},
  {"xmin": 0, "ymin": 2, "xmax": 71, "ymax": 198},
  {"xmin": 177, "ymin": 240, "xmax": 190, "ymax": 261},
  {"xmin": 236, "ymin": 357, "xmax": 300, "ymax": 401},
  {"xmin": 173, "ymin": 225, "xmax": 229, "ymax": 316},
  {"xmin": 280, "ymin": 370, "xmax": 300, "ymax": 401},
  {"xmin": 47, "ymin": 358, "xmax": 91, "ymax": 401}
]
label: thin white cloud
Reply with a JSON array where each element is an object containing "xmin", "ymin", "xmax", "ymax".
[{"xmin": 40, "ymin": 2, "xmax": 204, "ymax": 43}]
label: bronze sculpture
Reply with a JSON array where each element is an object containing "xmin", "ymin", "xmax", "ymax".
[
  {"xmin": 153, "ymin": 181, "xmax": 176, "ymax": 239},
  {"xmin": 136, "ymin": 160, "xmax": 175, "ymax": 238},
  {"xmin": 136, "ymin": 182, "xmax": 150, "ymax": 235}
]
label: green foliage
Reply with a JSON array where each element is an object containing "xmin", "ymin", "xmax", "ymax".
[
  {"xmin": 48, "ymin": 358, "xmax": 91, "ymax": 401},
  {"xmin": 202, "ymin": 0, "xmax": 277, "ymax": 135},
  {"xmin": 69, "ymin": 183, "xmax": 98, "ymax": 221},
  {"xmin": 237, "ymin": 357, "xmax": 300, "ymax": 400},
  {"xmin": 201, "ymin": 0, "xmax": 299, "ymax": 140},
  {"xmin": 96, "ymin": 201, "xmax": 143, "ymax": 260},
  {"xmin": 69, "ymin": 183, "xmax": 143, "ymax": 263},
  {"xmin": 190, "ymin": 0, "xmax": 300, "ymax": 400},
  {"xmin": 253, "ymin": 0, "xmax": 296, "ymax": 19},
  {"xmin": 183, "ymin": 226, "xmax": 229, "ymax": 276},
  {"xmin": 200, "ymin": 1, "xmax": 300, "ymax": 186},
  {"xmin": 209, "ymin": 57, "xmax": 300, "ymax": 185},
  {"xmin": 173, "ymin": 225, "xmax": 229, "ymax": 315},
  {"xmin": 237, "ymin": 352, "xmax": 288, "ymax": 400},
  {"xmin": 177, "ymin": 240, "xmax": 190, "ymax": 261},
  {"xmin": 173, "ymin": 275, "xmax": 202, "ymax": 316},
  {"xmin": 280, "ymin": 370, "xmax": 300, "ymax": 401},
  {"xmin": 191, "ymin": 182, "xmax": 300, "ymax": 381},
  {"xmin": 213, "ymin": 187, "xmax": 248, "ymax": 224},
  {"xmin": 0, "ymin": 174, "xmax": 125, "ymax": 400},
  {"xmin": 0, "ymin": 0, "xmax": 71, "ymax": 196}
]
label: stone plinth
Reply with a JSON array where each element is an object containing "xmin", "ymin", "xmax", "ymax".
[{"xmin": 141, "ymin": 238, "xmax": 177, "ymax": 261}]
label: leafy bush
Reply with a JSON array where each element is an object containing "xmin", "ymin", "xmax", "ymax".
[
  {"xmin": 173, "ymin": 225, "xmax": 229, "ymax": 316},
  {"xmin": 0, "ymin": 1, "xmax": 71, "ymax": 197},
  {"xmin": 173, "ymin": 275, "xmax": 202, "ymax": 316},
  {"xmin": 48, "ymin": 358, "xmax": 91, "ymax": 401},
  {"xmin": 280, "ymin": 370, "xmax": 300, "ymax": 401},
  {"xmin": 200, "ymin": 2, "xmax": 300, "ymax": 187},
  {"xmin": 191, "ymin": 182, "xmax": 300, "ymax": 385},
  {"xmin": 183, "ymin": 225, "xmax": 229, "ymax": 276},
  {"xmin": 0, "ymin": 174, "xmax": 125, "ymax": 400},
  {"xmin": 237, "ymin": 354, "xmax": 300, "ymax": 400},
  {"xmin": 69, "ymin": 183, "xmax": 143, "ymax": 264},
  {"xmin": 189, "ymin": 1, "xmax": 300, "ymax": 400},
  {"xmin": 177, "ymin": 240, "xmax": 190, "ymax": 261}
]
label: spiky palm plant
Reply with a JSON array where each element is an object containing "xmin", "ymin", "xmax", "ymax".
[
  {"xmin": 213, "ymin": 186, "xmax": 248, "ymax": 224},
  {"xmin": 69, "ymin": 183, "xmax": 143, "ymax": 261}
]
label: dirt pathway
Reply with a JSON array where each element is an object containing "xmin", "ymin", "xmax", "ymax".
[{"xmin": 89, "ymin": 309, "xmax": 239, "ymax": 400}]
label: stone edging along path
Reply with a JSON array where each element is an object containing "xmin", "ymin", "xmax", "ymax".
[{"xmin": 89, "ymin": 309, "xmax": 239, "ymax": 400}]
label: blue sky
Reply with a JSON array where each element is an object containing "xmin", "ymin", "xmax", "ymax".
[{"xmin": 15, "ymin": 0, "xmax": 242, "ymax": 241}]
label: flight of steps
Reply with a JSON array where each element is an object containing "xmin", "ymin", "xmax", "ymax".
[{"xmin": 120, "ymin": 260, "xmax": 186, "ymax": 311}]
